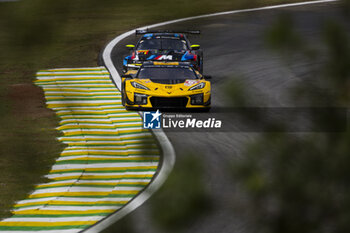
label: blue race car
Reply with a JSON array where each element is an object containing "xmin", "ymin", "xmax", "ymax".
[{"xmin": 123, "ymin": 30, "xmax": 203, "ymax": 74}]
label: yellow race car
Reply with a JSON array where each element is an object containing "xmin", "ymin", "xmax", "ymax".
[{"xmin": 121, "ymin": 61, "xmax": 211, "ymax": 110}]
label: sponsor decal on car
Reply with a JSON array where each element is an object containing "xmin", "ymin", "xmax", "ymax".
[
  {"xmin": 184, "ymin": 80, "xmax": 200, "ymax": 86},
  {"xmin": 155, "ymin": 55, "xmax": 173, "ymax": 60},
  {"xmin": 137, "ymin": 50, "xmax": 150, "ymax": 55}
]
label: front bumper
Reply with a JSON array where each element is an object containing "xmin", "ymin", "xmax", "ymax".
[{"xmin": 124, "ymin": 92, "xmax": 211, "ymax": 109}]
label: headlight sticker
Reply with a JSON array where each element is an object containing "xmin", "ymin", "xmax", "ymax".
[{"xmin": 184, "ymin": 80, "xmax": 200, "ymax": 86}]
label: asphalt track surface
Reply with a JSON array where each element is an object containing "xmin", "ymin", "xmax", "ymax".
[{"xmin": 109, "ymin": 2, "xmax": 349, "ymax": 232}]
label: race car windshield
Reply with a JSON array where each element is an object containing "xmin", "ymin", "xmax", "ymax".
[
  {"xmin": 137, "ymin": 67, "xmax": 197, "ymax": 80},
  {"xmin": 137, "ymin": 38, "xmax": 187, "ymax": 50}
]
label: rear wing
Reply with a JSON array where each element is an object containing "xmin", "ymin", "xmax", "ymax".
[{"xmin": 135, "ymin": 29, "xmax": 200, "ymax": 35}]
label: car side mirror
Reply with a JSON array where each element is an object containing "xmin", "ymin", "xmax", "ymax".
[
  {"xmin": 204, "ymin": 75, "xmax": 212, "ymax": 80},
  {"xmin": 126, "ymin": 44, "xmax": 135, "ymax": 50},
  {"xmin": 191, "ymin": 44, "xmax": 200, "ymax": 50}
]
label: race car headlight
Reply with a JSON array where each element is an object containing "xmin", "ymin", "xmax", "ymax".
[
  {"xmin": 189, "ymin": 82, "xmax": 205, "ymax": 91},
  {"xmin": 131, "ymin": 82, "xmax": 150, "ymax": 90},
  {"xmin": 190, "ymin": 93, "xmax": 204, "ymax": 105},
  {"xmin": 134, "ymin": 93, "xmax": 148, "ymax": 105}
]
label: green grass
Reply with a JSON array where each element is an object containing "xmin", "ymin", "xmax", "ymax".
[{"xmin": 0, "ymin": 0, "xmax": 306, "ymax": 219}]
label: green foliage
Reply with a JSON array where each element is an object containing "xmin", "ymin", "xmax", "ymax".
[
  {"xmin": 0, "ymin": 109, "xmax": 64, "ymax": 218},
  {"xmin": 230, "ymin": 3, "xmax": 350, "ymax": 233},
  {"xmin": 233, "ymin": 132, "xmax": 350, "ymax": 233}
]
